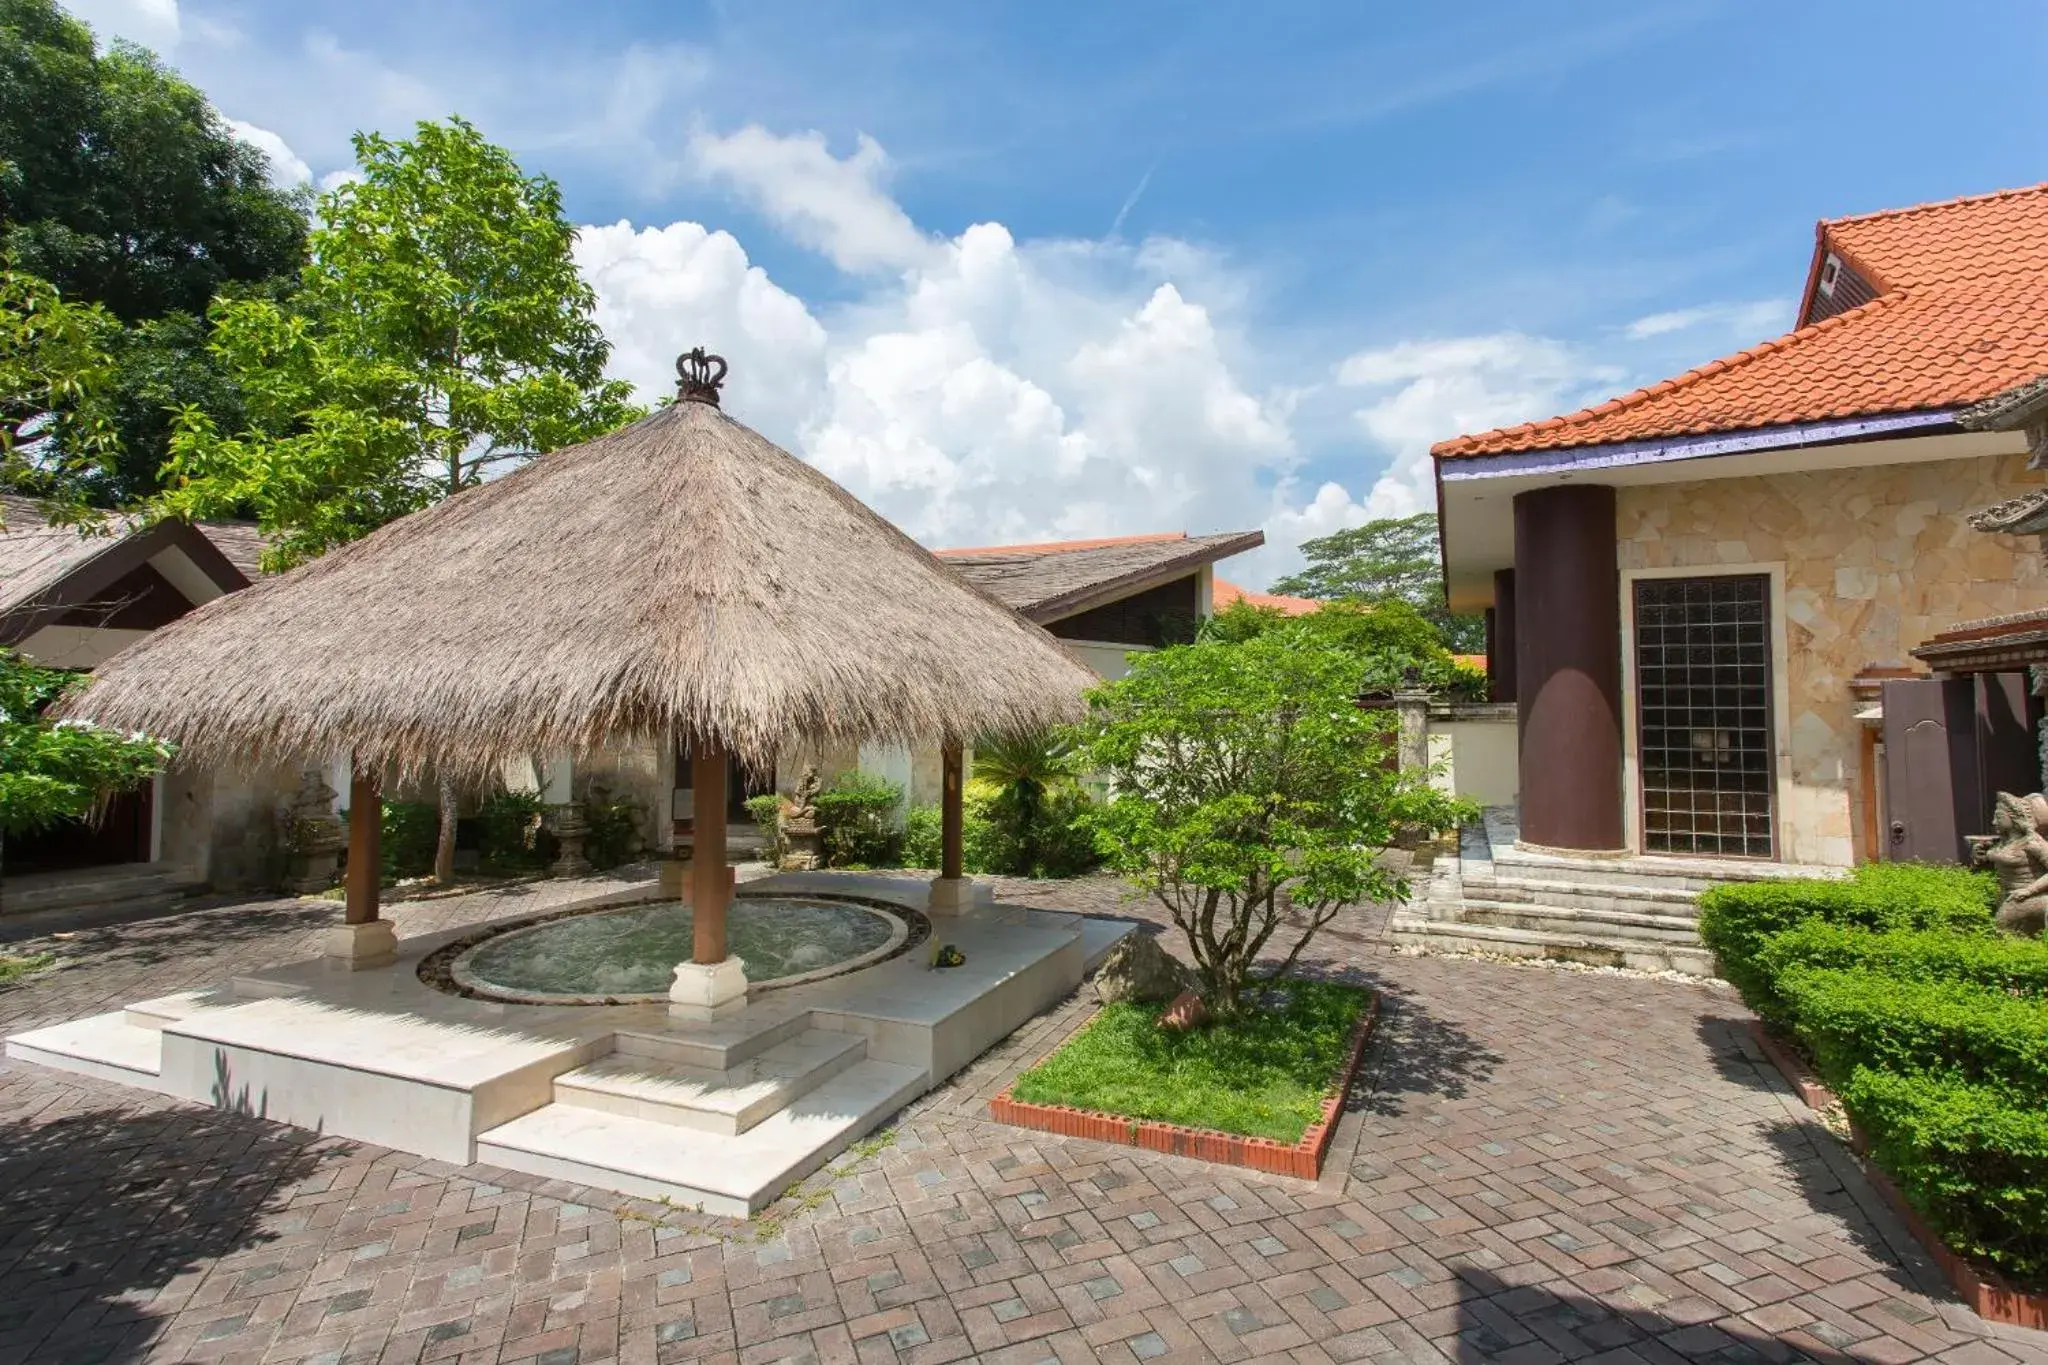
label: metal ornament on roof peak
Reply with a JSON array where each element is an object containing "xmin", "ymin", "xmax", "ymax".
[{"xmin": 675, "ymin": 348, "xmax": 728, "ymax": 406}]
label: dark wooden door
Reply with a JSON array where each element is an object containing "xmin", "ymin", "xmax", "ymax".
[
  {"xmin": 1976, "ymin": 673, "xmax": 2038, "ymax": 822},
  {"xmin": 1881, "ymin": 677, "xmax": 1976, "ymax": 863}
]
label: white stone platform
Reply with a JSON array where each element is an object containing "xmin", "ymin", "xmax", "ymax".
[{"xmin": 6, "ymin": 872, "xmax": 1134, "ymax": 1216}]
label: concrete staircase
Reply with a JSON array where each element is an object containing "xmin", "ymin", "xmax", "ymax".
[
  {"xmin": 0, "ymin": 862, "xmax": 197, "ymax": 922},
  {"xmin": 1390, "ymin": 809, "xmax": 1845, "ymax": 977}
]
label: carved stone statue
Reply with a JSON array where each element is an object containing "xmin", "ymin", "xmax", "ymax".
[
  {"xmin": 1982, "ymin": 791, "xmax": 2048, "ymax": 936},
  {"xmin": 282, "ymin": 767, "xmax": 346, "ymax": 893},
  {"xmin": 778, "ymin": 765, "xmax": 825, "ymax": 871}
]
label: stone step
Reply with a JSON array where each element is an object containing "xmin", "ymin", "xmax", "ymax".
[
  {"xmin": 5, "ymin": 1010, "xmax": 176, "ymax": 1092},
  {"xmin": 1480, "ymin": 852, "xmax": 1831, "ymax": 894},
  {"xmin": 123, "ymin": 987, "xmax": 233, "ymax": 1031},
  {"xmin": 610, "ymin": 1009, "xmax": 812, "ymax": 1073},
  {"xmin": 1453, "ymin": 899, "xmax": 1704, "ymax": 944},
  {"xmin": 475, "ymin": 1057, "xmax": 927, "ymax": 1218},
  {"xmin": 1, "ymin": 864, "xmax": 193, "ymax": 917},
  {"xmin": 558, "ymin": 1029, "xmax": 867, "ymax": 1136},
  {"xmin": 1459, "ymin": 875, "xmax": 1702, "ymax": 914},
  {"xmin": 1389, "ymin": 915, "xmax": 1717, "ymax": 978}
]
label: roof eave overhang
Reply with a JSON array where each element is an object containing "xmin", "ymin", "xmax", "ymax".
[
  {"xmin": 1, "ymin": 518, "xmax": 250, "ymax": 649},
  {"xmin": 1029, "ymin": 530, "xmax": 1265, "ymax": 624},
  {"xmin": 1436, "ymin": 408, "xmax": 1961, "ymax": 484}
]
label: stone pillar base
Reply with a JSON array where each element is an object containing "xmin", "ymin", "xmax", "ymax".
[
  {"xmin": 658, "ymin": 856, "xmax": 687, "ymax": 898},
  {"xmin": 927, "ymin": 876, "xmax": 978, "ymax": 915},
  {"xmin": 668, "ymin": 956, "xmax": 748, "ymax": 1022},
  {"xmin": 324, "ymin": 919, "xmax": 398, "ymax": 970}
]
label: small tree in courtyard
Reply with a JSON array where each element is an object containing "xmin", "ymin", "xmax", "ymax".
[
  {"xmin": 1074, "ymin": 634, "xmax": 1471, "ymax": 1020},
  {"xmin": 1, "ymin": 648, "xmax": 172, "ymax": 850}
]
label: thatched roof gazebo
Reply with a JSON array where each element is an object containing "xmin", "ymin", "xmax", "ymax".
[{"xmin": 63, "ymin": 350, "xmax": 1095, "ymax": 1016}]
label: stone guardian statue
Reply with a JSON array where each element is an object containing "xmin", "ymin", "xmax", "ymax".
[{"xmin": 1982, "ymin": 791, "xmax": 2048, "ymax": 937}]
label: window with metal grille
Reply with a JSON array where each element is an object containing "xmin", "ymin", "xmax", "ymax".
[{"xmin": 1633, "ymin": 575, "xmax": 1776, "ymax": 858}]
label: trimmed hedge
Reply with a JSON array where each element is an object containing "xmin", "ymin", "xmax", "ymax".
[
  {"xmin": 1758, "ymin": 921, "xmax": 2048, "ymax": 1001},
  {"xmin": 1841, "ymin": 1066, "xmax": 2048, "ymax": 1285},
  {"xmin": 1698, "ymin": 862, "xmax": 1997, "ymax": 1023},
  {"xmin": 1779, "ymin": 966, "xmax": 2048, "ymax": 1105}
]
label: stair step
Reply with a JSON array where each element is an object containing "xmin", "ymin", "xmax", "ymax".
[
  {"xmin": 610, "ymin": 1009, "xmax": 813, "ymax": 1072},
  {"xmin": 1389, "ymin": 916, "xmax": 1716, "ymax": 977},
  {"xmin": 559, "ymin": 1029, "xmax": 867, "ymax": 1135},
  {"xmin": 476, "ymin": 1058, "xmax": 927, "ymax": 1217},
  {"xmin": 1, "ymin": 865, "xmax": 193, "ymax": 915},
  {"xmin": 1483, "ymin": 851, "xmax": 1839, "ymax": 893},
  {"xmin": 5, "ymin": 1010, "xmax": 174, "ymax": 1090},
  {"xmin": 1454, "ymin": 900, "xmax": 1702, "ymax": 943},
  {"xmin": 1462, "ymin": 876, "xmax": 1700, "ymax": 912},
  {"xmin": 124, "ymin": 987, "xmax": 232, "ymax": 1031}
]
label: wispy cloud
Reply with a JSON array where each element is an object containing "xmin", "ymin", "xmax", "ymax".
[
  {"xmin": 1624, "ymin": 298, "xmax": 1788, "ymax": 341},
  {"xmin": 1108, "ymin": 163, "xmax": 1154, "ymax": 238}
]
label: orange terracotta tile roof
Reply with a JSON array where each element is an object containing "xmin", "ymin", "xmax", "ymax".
[
  {"xmin": 1212, "ymin": 577, "xmax": 1320, "ymax": 615},
  {"xmin": 1453, "ymin": 653, "xmax": 1487, "ymax": 672},
  {"xmin": 1435, "ymin": 182, "xmax": 2048, "ymax": 459}
]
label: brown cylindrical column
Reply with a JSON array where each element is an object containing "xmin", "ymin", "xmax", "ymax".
[
  {"xmin": 1514, "ymin": 486, "xmax": 1623, "ymax": 852},
  {"xmin": 940, "ymin": 742, "xmax": 965, "ymax": 881},
  {"xmin": 345, "ymin": 761, "xmax": 381, "ymax": 926},
  {"xmin": 691, "ymin": 745, "xmax": 729, "ymax": 963},
  {"xmin": 1490, "ymin": 568, "xmax": 1518, "ymax": 704}
]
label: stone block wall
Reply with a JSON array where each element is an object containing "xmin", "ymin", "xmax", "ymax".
[{"xmin": 1617, "ymin": 450, "xmax": 2048, "ymax": 865}]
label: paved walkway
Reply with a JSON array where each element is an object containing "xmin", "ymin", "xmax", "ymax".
[{"xmin": 1, "ymin": 872, "xmax": 2043, "ymax": 1365}]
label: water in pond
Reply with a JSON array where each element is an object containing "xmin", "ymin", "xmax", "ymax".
[{"xmin": 455, "ymin": 896, "xmax": 899, "ymax": 1000}]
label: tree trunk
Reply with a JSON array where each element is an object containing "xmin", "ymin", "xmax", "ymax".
[{"xmin": 433, "ymin": 776, "xmax": 458, "ymax": 884}]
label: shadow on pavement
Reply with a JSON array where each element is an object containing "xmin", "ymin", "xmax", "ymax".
[{"xmin": 0, "ymin": 1098, "xmax": 340, "ymax": 1363}]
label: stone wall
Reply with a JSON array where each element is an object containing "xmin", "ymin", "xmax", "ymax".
[{"xmin": 1616, "ymin": 451, "xmax": 2048, "ymax": 865}]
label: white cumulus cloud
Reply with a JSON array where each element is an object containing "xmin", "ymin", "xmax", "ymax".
[
  {"xmin": 225, "ymin": 118, "xmax": 312, "ymax": 187},
  {"xmin": 65, "ymin": 0, "xmax": 180, "ymax": 50},
  {"xmin": 689, "ymin": 126, "xmax": 932, "ymax": 274}
]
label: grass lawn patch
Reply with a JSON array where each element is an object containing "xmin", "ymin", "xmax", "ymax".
[
  {"xmin": 1010, "ymin": 979, "xmax": 1371, "ymax": 1144},
  {"xmin": 0, "ymin": 952, "xmax": 54, "ymax": 985}
]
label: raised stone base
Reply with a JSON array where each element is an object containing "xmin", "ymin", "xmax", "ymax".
[
  {"xmin": 926, "ymin": 876, "xmax": 977, "ymax": 915},
  {"xmin": 323, "ymin": 918, "xmax": 397, "ymax": 970},
  {"xmin": 669, "ymin": 955, "xmax": 748, "ymax": 1022}
]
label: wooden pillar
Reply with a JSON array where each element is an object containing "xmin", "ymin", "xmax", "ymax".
[
  {"xmin": 691, "ymin": 745, "xmax": 729, "ymax": 964},
  {"xmin": 940, "ymin": 741, "xmax": 965, "ymax": 881},
  {"xmin": 345, "ymin": 762, "xmax": 381, "ymax": 926},
  {"xmin": 1490, "ymin": 568, "xmax": 1518, "ymax": 704},
  {"xmin": 1513, "ymin": 485, "xmax": 1622, "ymax": 852}
]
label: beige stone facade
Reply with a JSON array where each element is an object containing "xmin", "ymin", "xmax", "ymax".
[{"xmin": 1616, "ymin": 451, "xmax": 2048, "ymax": 865}]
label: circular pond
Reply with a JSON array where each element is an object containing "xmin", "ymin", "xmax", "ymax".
[{"xmin": 441, "ymin": 894, "xmax": 914, "ymax": 1005}]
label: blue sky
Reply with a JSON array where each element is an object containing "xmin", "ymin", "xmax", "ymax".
[{"xmin": 69, "ymin": 0, "xmax": 2048, "ymax": 585}]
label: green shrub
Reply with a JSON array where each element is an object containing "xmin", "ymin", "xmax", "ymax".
[
  {"xmin": 1841, "ymin": 1066, "xmax": 2048, "ymax": 1287},
  {"xmin": 1698, "ymin": 863, "xmax": 1997, "ymax": 1022},
  {"xmin": 477, "ymin": 790, "xmax": 548, "ymax": 872},
  {"xmin": 1023, "ymin": 784, "xmax": 1102, "ymax": 878},
  {"xmin": 903, "ymin": 803, "xmax": 943, "ymax": 869},
  {"xmin": 582, "ymin": 785, "xmax": 645, "ymax": 870},
  {"xmin": 814, "ymin": 771, "xmax": 903, "ymax": 868},
  {"xmin": 379, "ymin": 800, "xmax": 438, "ymax": 880},
  {"xmin": 1758, "ymin": 922, "xmax": 2048, "ymax": 1000},
  {"xmin": 745, "ymin": 793, "xmax": 783, "ymax": 863},
  {"xmin": 1780, "ymin": 966, "xmax": 2048, "ymax": 1105}
]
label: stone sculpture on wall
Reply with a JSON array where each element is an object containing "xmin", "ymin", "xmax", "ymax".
[
  {"xmin": 779, "ymin": 765, "xmax": 825, "ymax": 871},
  {"xmin": 1982, "ymin": 791, "xmax": 2048, "ymax": 936}
]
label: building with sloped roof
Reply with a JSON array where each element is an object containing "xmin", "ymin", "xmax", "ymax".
[{"xmin": 1435, "ymin": 184, "xmax": 2048, "ymax": 869}]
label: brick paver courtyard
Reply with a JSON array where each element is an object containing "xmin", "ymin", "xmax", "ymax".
[{"xmin": 2, "ymin": 870, "xmax": 2044, "ymax": 1365}]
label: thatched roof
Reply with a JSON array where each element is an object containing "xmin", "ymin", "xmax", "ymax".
[{"xmin": 61, "ymin": 394, "xmax": 1096, "ymax": 773}]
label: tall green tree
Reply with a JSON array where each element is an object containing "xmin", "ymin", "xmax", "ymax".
[
  {"xmin": 159, "ymin": 116, "xmax": 642, "ymax": 880},
  {"xmin": 1271, "ymin": 511, "xmax": 1485, "ymax": 652},
  {"xmin": 0, "ymin": 0, "xmax": 309, "ymax": 506},
  {"xmin": 0, "ymin": 253, "xmax": 119, "ymax": 515}
]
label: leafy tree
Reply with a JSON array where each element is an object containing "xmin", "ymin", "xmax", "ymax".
[
  {"xmin": 1074, "ymin": 634, "xmax": 1472, "ymax": 1019},
  {"xmin": 1271, "ymin": 512, "xmax": 1485, "ymax": 652},
  {"xmin": 0, "ymin": 254, "xmax": 118, "ymax": 518},
  {"xmin": 0, "ymin": 0, "xmax": 310, "ymax": 505},
  {"xmin": 158, "ymin": 116, "xmax": 642, "ymax": 881},
  {"xmin": 0, "ymin": 647, "xmax": 172, "ymax": 840},
  {"xmin": 1203, "ymin": 596, "xmax": 1485, "ymax": 699}
]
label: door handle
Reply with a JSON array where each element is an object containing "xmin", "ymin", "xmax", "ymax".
[{"xmin": 1890, "ymin": 820, "xmax": 1906, "ymax": 846}]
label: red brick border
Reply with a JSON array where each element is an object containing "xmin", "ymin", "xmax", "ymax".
[
  {"xmin": 990, "ymin": 991, "xmax": 1380, "ymax": 1179},
  {"xmin": 1749, "ymin": 1021, "xmax": 2048, "ymax": 1330}
]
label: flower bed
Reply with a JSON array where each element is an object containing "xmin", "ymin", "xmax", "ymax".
[
  {"xmin": 1702, "ymin": 862, "xmax": 2048, "ymax": 1317},
  {"xmin": 990, "ymin": 981, "xmax": 1378, "ymax": 1178}
]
